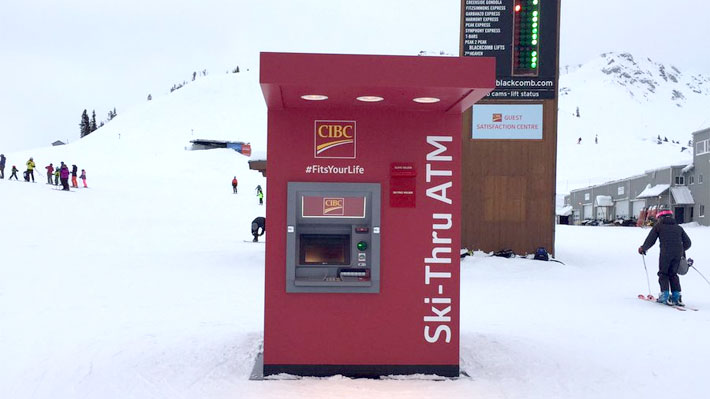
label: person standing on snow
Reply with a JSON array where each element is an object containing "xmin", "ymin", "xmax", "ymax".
[
  {"xmin": 232, "ymin": 176, "xmax": 238, "ymax": 194},
  {"xmin": 45, "ymin": 163, "xmax": 54, "ymax": 184},
  {"xmin": 80, "ymin": 169, "xmax": 87, "ymax": 188},
  {"xmin": 54, "ymin": 166, "xmax": 60, "ymax": 186},
  {"xmin": 71, "ymin": 164, "xmax": 78, "ymax": 188},
  {"xmin": 0, "ymin": 154, "xmax": 6, "ymax": 178},
  {"xmin": 60, "ymin": 163, "xmax": 70, "ymax": 191},
  {"xmin": 9, "ymin": 165, "xmax": 19, "ymax": 180},
  {"xmin": 26, "ymin": 157, "xmax": 36, "ymax": 182},
  {"xmin": 638, "ymin": 207, "xmax": 692, "ymax": 306}
]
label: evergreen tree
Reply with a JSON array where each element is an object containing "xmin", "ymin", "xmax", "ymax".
[
  {"xmin": 80, "ymin": 109, "xmax": 90, "ymax": 138},
  {"xmin": 90, "ymin": 110, "xmax": 98, "ymax": 132}
]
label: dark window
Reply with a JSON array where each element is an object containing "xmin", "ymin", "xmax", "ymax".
[{"xmin": 299, "ymin": 234, "xmax": 350, "ymax": 265}]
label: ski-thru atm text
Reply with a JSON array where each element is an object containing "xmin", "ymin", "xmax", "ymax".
[{"xmin": 424, "ymin": 136, "xmax": 454, "ymax": 344}]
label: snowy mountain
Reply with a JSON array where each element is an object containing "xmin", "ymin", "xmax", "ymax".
[
  {"xmin": 557, "ymin": 52, "xmax": 710, "ymax": 193},
  {"xmin": 2, "ymin": 59, "xmax": 710, "ymax": 399}
]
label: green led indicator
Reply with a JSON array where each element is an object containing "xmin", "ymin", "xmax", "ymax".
[
  {"xmin": 533, "ymin": 22, "xmax": 538, "ymax": 28},
  {"xmin": 533, "ymin": 0, "xmax": 539, "ymax": 4},
  {"xmin": 533, "ymin": 11, "xmax": 538, "ymax": 17},
  {"xmin": 532, "ymin": 34, "xmax": 538, "ymax": 40},
  {"xmin": 532, "ymin": 16, "xmax": 538, "ymax": 22},
  {"xmin": 357, "ymin": 241, "xmax": 368, "ymax": 251},
  {"xmin": 532, "ymin": 40, "xmax": 538, "ymax": 45},
  {"xmin": 531, "ymin": 63, "xmax": 537, "ymax": 68}
]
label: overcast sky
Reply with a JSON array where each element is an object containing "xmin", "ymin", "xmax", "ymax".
[{"xmin": 1, "ymin": 0, "xmax": 709, "ymax": 153}]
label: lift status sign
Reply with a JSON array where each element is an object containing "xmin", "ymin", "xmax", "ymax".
[{"xmin": 462, "ymin": 0, "xmax": 558, "ymax": 99}]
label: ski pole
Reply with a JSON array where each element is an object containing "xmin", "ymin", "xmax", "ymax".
[
  {"xmin": 690, "ymin": 265, "xmax": 710, "ymax": 287},
  {"xmin": 640, "ymin": 254, "xmax": 653, "ymax": 299}
]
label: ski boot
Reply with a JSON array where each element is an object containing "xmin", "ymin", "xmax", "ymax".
[
  {"xmin": 657, "ymin": 291, "xmax": 670, "ymax": 304},
  {"xmin": 670, "ymin": 291, "xmax": 684, "ymax": 307}
]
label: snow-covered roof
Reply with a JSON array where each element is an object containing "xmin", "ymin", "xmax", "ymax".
[
  {"xmin": 636, "ymin": 184, "xmax": 670, "ymax": 198},
  {"xmin": 671, "ymin": 186, "xmax": 694, "ymax": 204},
  {"xmin": 595, "ymin": 195, "xmax": 613, "ymax": 207},
  {"xmin": 556, "ymin": 205, "xmax": 573, "ymax": 216}
]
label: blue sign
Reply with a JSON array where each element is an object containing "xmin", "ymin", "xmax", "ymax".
[{"xmin": 472, "ymin": 104, "xmax": 543, "ymax": 140}]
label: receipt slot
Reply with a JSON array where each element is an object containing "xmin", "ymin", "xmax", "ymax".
[
  {"xmin": 260, "ymin": 52, "xmax": 494, "ymax": 378},
  {"xmin": 286, "ymin": 182, "xmax": 380, "ymax": 293}
]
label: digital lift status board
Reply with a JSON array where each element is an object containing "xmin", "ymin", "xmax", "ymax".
[{"xmin": 462, "ymin": 0, "xmax": 558, "ymax": 99}]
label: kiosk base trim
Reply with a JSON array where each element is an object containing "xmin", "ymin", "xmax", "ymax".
[{"xmin": 263, "ymin": 364, "xmax": 460, "ymax": 378}]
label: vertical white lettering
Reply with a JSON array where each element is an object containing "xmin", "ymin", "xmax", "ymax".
[{"xmin": 426, "ymin": 136, "xmax": 453, "ymax": 161}]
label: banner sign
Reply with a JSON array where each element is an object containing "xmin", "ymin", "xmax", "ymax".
[{"xmin": 472, "ymin": 104, "xmax": 543, "ymax": 140}]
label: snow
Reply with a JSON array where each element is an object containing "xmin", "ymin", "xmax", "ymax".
[
  {"xmin": 3, "ymin": 69, "xmax": 710, "ymax": 399},
  {"xmin": 637, "ymin": 183, "xmax": 671, "ymax": 198},
  {"xmin": 557, "ymin": 52, "xmax": 705, "ymax": 194},
  {"xmin": 594, "ymin": 195, "xmax": 613, "ymax": 207}
]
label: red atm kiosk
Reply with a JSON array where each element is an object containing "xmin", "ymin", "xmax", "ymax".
[{"xmin": 260, "ymin": 52, "xmax": 494, "ymax": 377}]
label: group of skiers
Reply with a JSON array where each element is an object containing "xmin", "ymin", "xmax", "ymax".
[
  {"xmin": 638, "ymin": 206, "xmax": 692, "ymax": 306},
  {"xmin": 231, "ymin": 176, "xmax": 264, "ymax": 205},
  {"xmin": 0, "ymin": 154, "xmax": 87, "ymax": 191}
]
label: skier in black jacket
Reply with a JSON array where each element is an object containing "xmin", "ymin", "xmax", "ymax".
[
  {"xmin": 251, "ymin": 217, "xmax": 266, "ymax": 242},
  {"xmin": 638, "ymin": 207, "xmax": 691, "ymax": 306}
]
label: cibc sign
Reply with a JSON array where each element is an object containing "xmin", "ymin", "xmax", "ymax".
[{"xmin": 314, "ymin": 120, "xmax": 356, "ymax": 159}]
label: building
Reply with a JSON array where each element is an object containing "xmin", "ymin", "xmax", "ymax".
[{"xmin": 564, "ymin": 128, "xmax": 709, "ymax": 226}]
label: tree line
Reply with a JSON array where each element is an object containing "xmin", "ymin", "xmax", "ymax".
[{"xmin": 80, "ymin": 108, "xmax": 117, "ymax": 138}]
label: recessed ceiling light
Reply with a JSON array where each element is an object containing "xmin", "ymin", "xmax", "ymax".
[
  {"xmin": 356, "ymin": 96, "xmax": 384, "ymax": 102},
  {"xmin": 301, "ymin": 94, "xmax": 328, "ymax": 101},
  {"xmin": 413, "ymin": 97, "xmax": 441, "ymax": 104}
]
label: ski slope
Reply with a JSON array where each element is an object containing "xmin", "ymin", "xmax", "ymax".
[{"xmin": 2, "ymin": 70, "xmax": 710, "ymax": 399}]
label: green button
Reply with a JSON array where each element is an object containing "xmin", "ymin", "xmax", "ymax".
[{"xmin": 357, "ymin": 241, "xmax": 368, "ymax": 251}]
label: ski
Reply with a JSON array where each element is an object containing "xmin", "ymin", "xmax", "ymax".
[{"xmin": 637, "ymin": 295, "xmax": 698, "ymax": 311}]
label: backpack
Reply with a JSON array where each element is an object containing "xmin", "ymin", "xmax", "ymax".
[
  {"xmin": 678, "ymin": 257, "xmax": 689, "ymax": 276},
  {"xmin": 534, "ymin": 247, "xmax": 549, "ymax": 261}
]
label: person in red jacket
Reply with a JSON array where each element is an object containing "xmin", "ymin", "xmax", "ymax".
[
  {"xmin": 232, "ymin": 176, "xmax": 238, "ymax": 194},
  {"xmin": 45, "ymin": 163, "xmax": 54, "ymax": 184}
]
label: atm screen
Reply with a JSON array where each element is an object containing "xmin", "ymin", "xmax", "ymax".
[{"xmin": 299, "ymin": 234, "xmax": 350, "ymax": 265}]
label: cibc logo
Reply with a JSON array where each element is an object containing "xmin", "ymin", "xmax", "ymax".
[
  {"xmin": 323, "ymin": 198, "xmax": 345, "ymax": 215},
  {"xmin": 314, "ymin": 120, "xmax": 356, "ymax": 159}
]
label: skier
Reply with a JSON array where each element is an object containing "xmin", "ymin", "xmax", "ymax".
[
  {"xmin": 54, "ymin": 166, "xmax": 60, "ymax": 186},
  {"xmin": 26, "ymin": 157, "xmax": 36, "ymax": 182},
  {"xmin": 232, "ymin": 176, "xmax": 238, "ymax": 194},
  {"xmin": 251, "ymin": 216, "xmax": 266, "ymax": 242},
  {"xmin": 638, "ymin": 207, "xmax": 692, "ymax": 306},
  {"xmin": 71, "ymin": 164, "xmax": 78, "ymax": 188},
  {"xmin": 59, "ymin": 163, "xmax": 70, "ymax": 191},
  {"xmin": 257, "ymin": 189, "xmax": 264, "ymax": 205},
  {"xmin": 9, "ymin": 165, "xmax": 19, "ymax": 180},
  {"xmin": 45, "ymin": 163, "xmax": 54, "ymax": 184},
  {"xmin": 0, "ymin": 153, "xmax": 5, "ymax": 178},
  {"xmin": 577, "ymin": 137, "xmax": 582, "ymax": 144},
  {"xmin": 80, "ymin": 169, "xmax": 87, "ymax": 188},
  {"xmin": 595, "ymin": 134, "xmax": 598, "ymax": 144}
]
